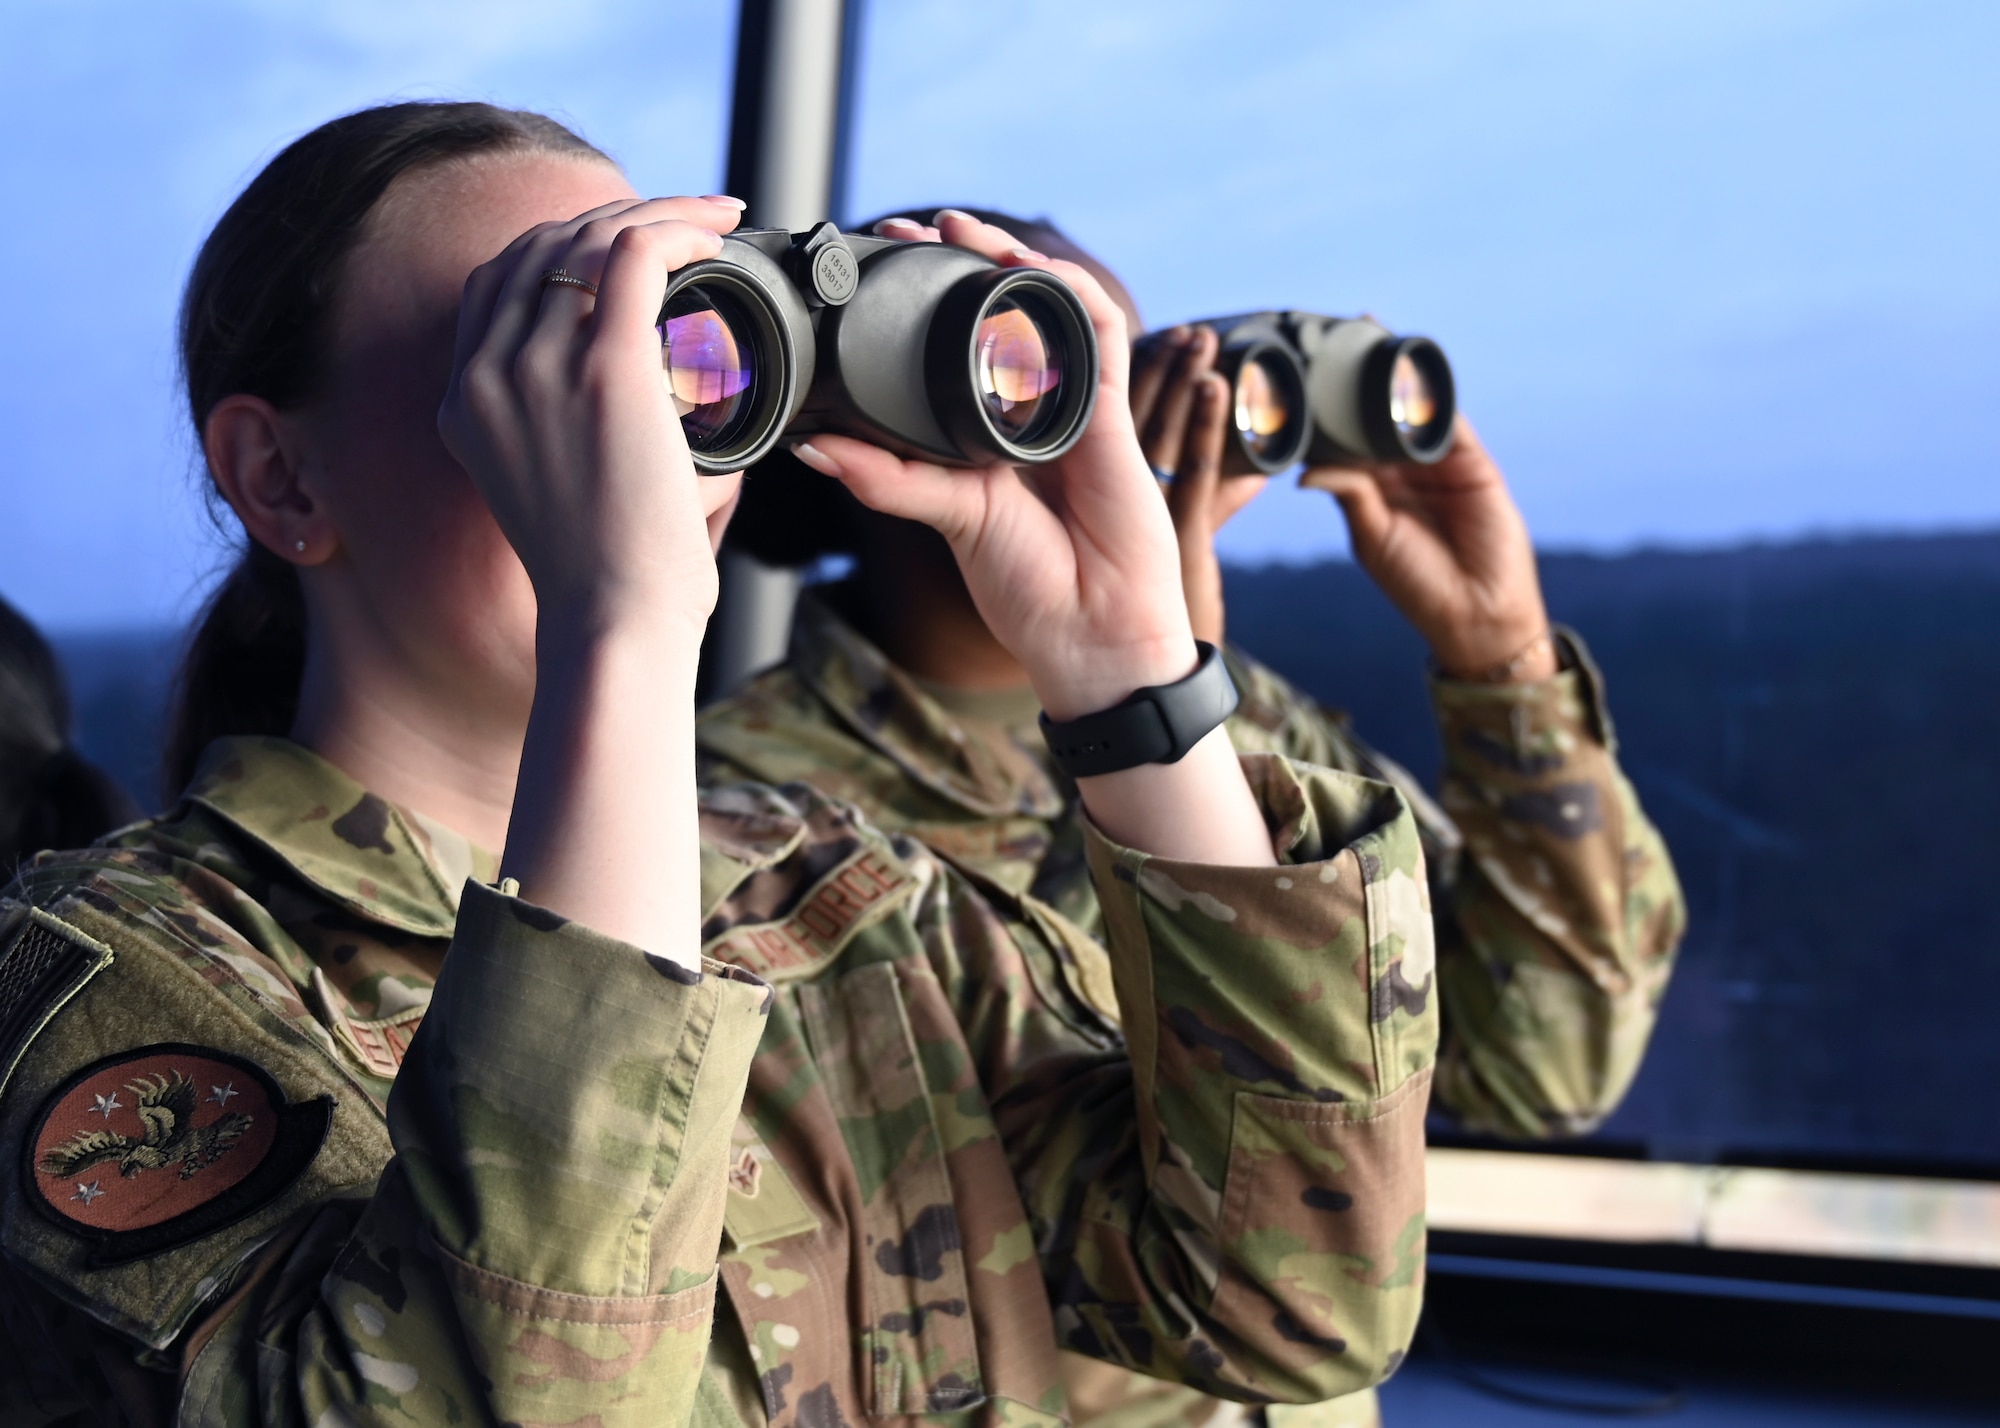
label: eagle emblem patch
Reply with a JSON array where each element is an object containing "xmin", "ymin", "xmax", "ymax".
[{"xmin": 25, "ymin": 1044, "xmax": 331, "ymax": 1265}]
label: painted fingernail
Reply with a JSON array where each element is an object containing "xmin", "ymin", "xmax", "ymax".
[
  {"xmin": 791, "ymin": 441, "xmax": 842, "ymax": 477},
  {"xmin": 934, "ymin": 208, "xmax": 976, "ymax": 223},
  {"xmin": 1010, "ymin": 246, "xmax": 1046, "ymax": 262},
  {"xmin": 704, "ymin": 194, "xmax": 748, "ymax": 209}
]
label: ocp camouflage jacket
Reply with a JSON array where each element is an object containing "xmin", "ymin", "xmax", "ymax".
[
  {"xmin": 0, "ymin": 736, "xmax": 1437, "ymax": 1427},
  {"xmin": 696, "ymin": 591, "xmax": 1686, "ymax": 1143}
]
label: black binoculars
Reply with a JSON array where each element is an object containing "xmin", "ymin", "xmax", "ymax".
[
  {"xmin": 658, "ymin": 223, "xmax": 1100, "ymax": 474},
  {"xmin": 1141, "ymin": 313, "xmax": 1457, "ymax": 474}
]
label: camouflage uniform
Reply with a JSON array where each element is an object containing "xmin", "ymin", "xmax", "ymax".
[
  {"xmin": 696, "ymin": 591, "xmax": 1687, "ymax": 1428},
  {"xmin": 0, "ymin": 734, "xmax": 1437, "ymax": 1426}
]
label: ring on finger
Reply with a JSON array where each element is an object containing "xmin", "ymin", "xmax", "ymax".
[{"xmin": 539, "ymin": 268, "xmax": 599, "ymax": 296}]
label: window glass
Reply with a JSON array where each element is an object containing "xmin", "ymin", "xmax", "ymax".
[
  {"xmin": 9, "ymin": 2, "xmax": 1997, "ymax": 1179},
  {"xmin": 848, "ymin": 1, "xmax": 2000, "ymax": 559},
  {"xmin": 849, "ymin": 1, "xmax": 2000, "ymax": 1172}
]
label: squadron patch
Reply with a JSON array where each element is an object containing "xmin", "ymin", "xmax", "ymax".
[{"xmin": 25, "ymin": 1043, "xmax": 331, "ymax": 1266}]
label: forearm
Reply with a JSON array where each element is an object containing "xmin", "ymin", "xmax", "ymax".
[
  {"xmin": 502, "ymin": 612, "xmax": 706, "ymax": 968},
  {"xmin": 1428, "ymin": 637, "xmax": 1686, "ymax": 1135},
  {"xmin": 1075, "ymin": 725, "xmax": 1277, "ymax": 866},
  {"xmin": 184, "ymin": 881, "xmax": 771, "ymax": 1425},
  {"xmin": 1044, "ymin": 640, "xmax": 1276, "ymax": 869}
]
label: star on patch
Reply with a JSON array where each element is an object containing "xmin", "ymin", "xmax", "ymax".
[{"xmin": 27, "ymin": 1044, "xmax": 334, "ymax": 1266}]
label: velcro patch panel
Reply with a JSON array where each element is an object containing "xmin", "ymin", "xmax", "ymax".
[{"xmin": 0, "ymin": 904, "xmax": 114, "ymax": 1100}]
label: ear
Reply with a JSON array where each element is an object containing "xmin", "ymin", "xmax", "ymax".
[{"xmin": 203, "ymin": 395, "xmax": 338, "ymax": 565}]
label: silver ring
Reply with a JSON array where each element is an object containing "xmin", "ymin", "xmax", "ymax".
[{"xmin": 539, "ymin": 268, "xmax": 599, "ymax": 296}]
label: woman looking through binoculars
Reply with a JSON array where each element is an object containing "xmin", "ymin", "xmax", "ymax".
[
  {"xmin": 703, "ymin": 207, "xmax": 1689, "ymax": 1428},
  {"xmin": 0, "ymin": 103, "xmax": 1437, "ymax": 1425}
]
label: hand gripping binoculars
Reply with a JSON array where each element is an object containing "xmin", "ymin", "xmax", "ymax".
[
  {"xmin": 1141, "ymin": 312, "xmax": 1457, "ymax": 474},
  {"xmin": 658, "ymin": 223, "xmax": 1100, "ymax": 473}
]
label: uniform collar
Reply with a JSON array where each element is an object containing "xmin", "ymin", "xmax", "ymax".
[
  {"xmin": 184, "ymin": 736, "xmax": 811, "ymax": 938},
  {"xmin": 183, "ymin": 737, "xmax": 493, "ymax": 937},
  {"xmin": 788, "ymin": 591, "xmax": 1067, "ymax": 821}
]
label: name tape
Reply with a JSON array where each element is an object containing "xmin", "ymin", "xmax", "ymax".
[{"xmin": 707, "ymin": 849, "xmax": 914, "ymax": 980}]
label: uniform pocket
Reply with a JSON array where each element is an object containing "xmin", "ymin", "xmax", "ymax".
[{"xmin": 1208, "ymin": 1069, "xmax": 1431, "ymax": 1402}]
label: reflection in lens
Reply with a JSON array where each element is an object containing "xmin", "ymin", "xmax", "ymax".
[
  {"xmin": 660, "ymin": 288, "xmax": 755, "ymax": 449},
  {"xmin": 976, "ymin": 299, "xmax": 1062, "ymax": 441},
  {"xmin": 1389, "ymin": 350, "xmax": 1438, "ymax": 433},
  {"xmin": 1235, "ymin": 355, "xmax": 1293, "ymax": 459}
]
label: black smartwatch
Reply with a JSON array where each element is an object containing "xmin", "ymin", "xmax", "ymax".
[{"xmin": 1038, "ymin": 642, "xmax": 1239, "ymax": 778}]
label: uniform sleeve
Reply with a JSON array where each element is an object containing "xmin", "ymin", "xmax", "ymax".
[
  {"xmin": 1220, "ymin": 644, "xmax": 1463, "ymax": 874},
  {"xmin": 176, "ymin": 880, "xmax": 772, "ymax": 1428},
  {"xmin": 969, "ymin": 756, "xmax": 1438, "ymax": 1404},
  {"xmin": 1220, "ymin": 644, "xmax": 1361, "ymax": 769},
  {"xmin": 1221, "ymin": 636, "xmax": 1686, "ymax": 1139},
  {"xmin": 1425, "ymin": 630, "xmax": 1686, "ymax": 1137}
]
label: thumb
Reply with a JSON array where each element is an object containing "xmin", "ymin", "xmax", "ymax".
[
  {"xmin": 1211, "ymin": 472, "xmax": 1269, "ymax": 532},
  {"xmin": 793, "ymin": 435, "xmax": 988, "ymax": 546}
]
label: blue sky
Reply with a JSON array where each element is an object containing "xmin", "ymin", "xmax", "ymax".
[{"xmin": 4, "ymin": 0, "xmax": 1996, "ymax": 629}]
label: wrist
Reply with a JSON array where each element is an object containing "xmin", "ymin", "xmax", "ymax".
[
  {"xmin": 1434, "ymin": 626, "xmax": 1558, "ymax": 684},
  {"xmin": 1029, "ymin": 634, "xmax": 1200, "ymax": 724},
  {"xmin": 1075, "ymin": 727, "xmax": 1276, "ymax": 867},
  {"xmin": 535, "ymin": 604, "xmax": 705, "ymax": 694},
  {"xmin": 537, "ymin": 581, "xmax": 708, "ymax": 659}
]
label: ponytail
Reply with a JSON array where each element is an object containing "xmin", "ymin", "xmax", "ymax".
[{"xmin": 163, "ymin": 543, "xmax": 308, "ymax": 796}]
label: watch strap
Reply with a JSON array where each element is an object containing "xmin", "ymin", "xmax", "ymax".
[{"xmin": 1038, "ymin": 642, "xmax": 1239, "ymax": 778}]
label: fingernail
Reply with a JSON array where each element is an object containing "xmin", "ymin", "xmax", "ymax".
[
  {"xmin": 703, "ymin": 194, "xmax": 748, "ymax": 209},
  {"xmin": 791, "ymin": 441, "xmax": 842, "ymax": 477},
  {"xmin": 1010, "ymin": 246, "xmax": 1046, "ymax": 262},
  {"xmin": 874, "ymin": 217, "xmax": 922, "ymax": 235},
  {"xmin": 934, "ymin": 208, "xmax": 976, "ymax": 224},
  {"xmin": 1169, "ymin": 324, "xmax": 1191, "ymax": 343}
]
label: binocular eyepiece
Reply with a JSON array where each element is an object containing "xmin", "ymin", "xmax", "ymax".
[
  {"xmin": 659, "ymin": 223, "xmax": 1101, "ymax": 474},
  {"xmin": 1141, "ymin": 312, "xmax": 1457, "ymax": 474}
]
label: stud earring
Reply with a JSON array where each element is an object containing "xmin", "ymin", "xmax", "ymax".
[{"xmin": 295, "ymin": 540, "xmax": 307, "ymax": 553}]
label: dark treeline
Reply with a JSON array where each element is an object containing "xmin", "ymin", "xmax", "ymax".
[{"xmin": 48, "ymin": 529, "xmax": 2000, "ymax": 1171}]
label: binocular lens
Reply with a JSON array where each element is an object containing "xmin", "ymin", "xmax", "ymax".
[
  {"xmin": 1235, "ymin": 354, "xmax": 1294, "ymax": 460},
  {"xmin": 661, "ymin": 288, "xmax": 757, "ymax": 450},
  {"xmin": 1389, "ymin": 350, "xmax": 1438, "ymax": 434},
  {"xmin": 975, "ymin": 298, "xmax": 1064, "ymax": 444}
]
